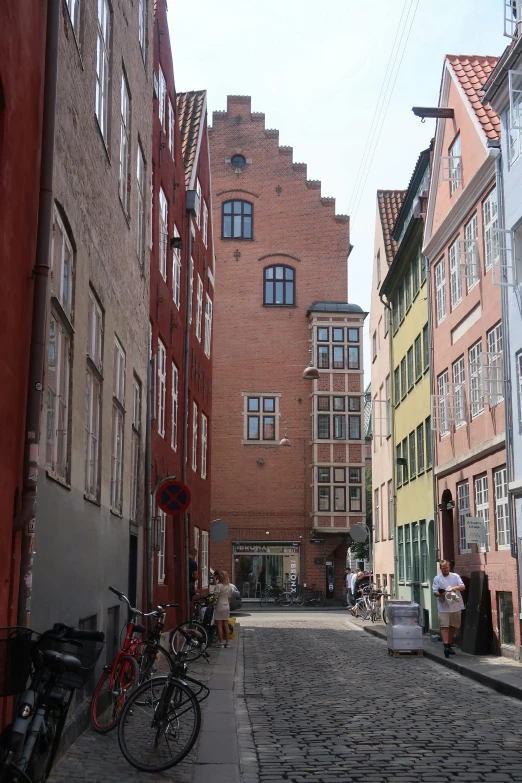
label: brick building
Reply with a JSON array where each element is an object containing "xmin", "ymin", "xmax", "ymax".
[
  {"xmin": 209, "ymin": 96, "xmax": 366, "ymax": 601},
  {"xmin": 149, "ymin": 0, "xmax": 214, "ymax": 624},
  {"xmin": 423, "ymin": 55, "xmax": 518, "ymax": 654},
  {"xmin": 29, "ymin": 0, "xmax": 153, "ymax": 685}
]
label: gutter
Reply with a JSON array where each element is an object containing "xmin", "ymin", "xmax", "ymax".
[
  {"xmin": 15, "ymin": 0, "xmax": 60, "ymax": 626},
  {"xmin": 482, "ymin": 39, "xmax": 522, "ymax": 105},
  {"xmin": 181, "ymin": 209, "xmax": 193, "ymax": 621}
]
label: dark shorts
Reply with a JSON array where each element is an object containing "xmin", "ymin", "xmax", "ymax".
[{"xmin": 190, "ymin": 585, "xmax": 196, "ymax": 599}]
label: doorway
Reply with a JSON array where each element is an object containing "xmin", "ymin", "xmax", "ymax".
[{"xmin": 325, "ymin": 561, "xmax": 335, "ymax": 599}]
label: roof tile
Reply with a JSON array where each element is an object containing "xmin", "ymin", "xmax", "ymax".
[
  {"xmin": 377, "ymin": 190, "xmax": 407, "ymax": 264},
  {"xmin": 176, "ymin": 90, "xmax": 206, "ymax": 186},
  {"xmin": 446, "ymin": 55, "xmax": 500, "ymax": 140}
]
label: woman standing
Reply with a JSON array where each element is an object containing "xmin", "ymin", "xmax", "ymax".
[{"xmin": 213, "ymin": 570, "xmax": 233, "ymax": 648}]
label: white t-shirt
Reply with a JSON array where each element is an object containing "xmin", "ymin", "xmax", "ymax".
[
  {"xmin": 345, "ymin": 573, "xmax": 352, "ymax": 588},
  {"xmin": 432, "ymin": 572, "xmax": 465, "ymax": 613},
  {"xmin": 350, "ymin": 572, "xmax": 358, "ymax": 592}
]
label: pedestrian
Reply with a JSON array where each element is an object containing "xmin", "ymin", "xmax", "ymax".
[
  {"xmin": 188, "ymin": 547, "xmax": 198, "ymax": 614},
  {"xmin": 432, "ymin": 559, "xmax": 465, "ymax": 658},
  {"xmin": 350, "ymin": 567, "xmax": 361, "ymax": 605},
  {"xmin": 343, "ymin": 568, "xmax": 352, "ymax": 607},
  {"xmin": 213, "ymin": 569, "xmax": 233, "ymax": 648}
]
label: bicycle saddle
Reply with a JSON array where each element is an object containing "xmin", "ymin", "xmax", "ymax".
[{"xmin": 41, "ymin": 649, "xmax": 82, "ymax": 674}]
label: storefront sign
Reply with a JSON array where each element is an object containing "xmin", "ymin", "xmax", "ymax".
[
  {"xmin": 233, "ymin": 544, "xmax": 300, "ymax": 555},
  {"xmin": 310, "ymin": 537, "xmax": 324, "ymax": 544},
  {"xmin": 465, "ymin": 516, "xmax": 486, "ymax": 545},
  {"xmin": 290, "ymin": 559, "xmax": 298, "ymax": 593}
]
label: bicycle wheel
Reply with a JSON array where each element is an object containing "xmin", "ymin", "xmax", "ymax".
[
  {"xmin": 292, "ymin": 591, "xmax": 305, "ymax": 607},
  {"xmin": 357, "ymin": 601, "xmax": 370, "ymax": 620},
  {"xmin": 314, "ymin": 592, "xmax": 325, "ymax": 608},
  {"xmin": 260, "ymin": 590, "xmax": 268, "ymax": 607},
  {"xmin": 169, "ymin": 622, "xmax": 208, "ymax": 662},
  {"xmin": 383, "ymin": 606, "xmax": 388, "ymax": 625},
  {"xmin": 279, "ymin": 592, "xmax": 292, "ymax": 607},
  {"xmin": 118, "ymin": 676, "xmax": 201, "ymax": 773},
  {"xmin": 91, "ymin": 654, "xmax": 139, "ymax": 733},
  {"xmin": 139, "ymin": 643, "xmax": 173, "ymax": 683}
]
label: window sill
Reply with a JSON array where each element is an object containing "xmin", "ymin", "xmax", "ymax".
[
  {"xmin": 110, "ymin": 508, "xmax": 123, "ymax": 519},
  {"xmin": 84, "ymin": 493, "xmax": 101, "ymax": 507},
  {"xmin": 415, "ymin": 375, "xmax": 422, "ymax": 384},
  {"xmin": 220, "ymin": 236, "xmax": 254, "ymax": 241},
  {"xmin": 46, "ymin": 469, "xmax": 71, "ymax": 490},
  {"xmin": 119, "ymin": 196, "xmax": 131, "ymax": 229},
  {"xmin": 64, "ymin": 7, "xmax": 84, "ymax": 69},
  {"xmin": 263, "ymin": 304, "xmax": 297, "ymax": 308},
  {"xmin": 242, "ymin": 440, "xmax": 279, "ymax": 446},
  {"xmin": 498, "ymin": 545, "xmax": 511, "ymax": 551}
]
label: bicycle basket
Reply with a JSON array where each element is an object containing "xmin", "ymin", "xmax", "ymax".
[
  {"xmin": 0, "ymin": 627, "xmax": 35, "ymax": 697},
  {"xmin": 37, "ymin": 634, "xmax": 104, "ymax": 690}
]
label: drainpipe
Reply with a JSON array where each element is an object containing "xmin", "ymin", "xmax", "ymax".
[
  {"xmin": 181, "ymin": 207, "xmax": 194, "ymax": 620},
  {"xmin": 492, "ymin": 145, "xmax": 516, "ymax": 561},
  {"xmin": 15, "ymin": 0, "xmax": 60, "ymax": 627},
  {"xmin": 379, "ymin": 293, "xmax": 397, "ymax": 597},
  {"xmin": 424, "ymin": 259, "xmax": 438, "ymax": 561},
  {"xmin": 145, "ymin": 328, "xmax": 153, "ymax": 614}
]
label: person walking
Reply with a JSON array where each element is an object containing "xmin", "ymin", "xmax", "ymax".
[
  {"xmin": 343, "ymin": 568, "xmax": 352, "ymax": 607},
  {"xmin": 213, "ymin": 569, "xmax": 233, "ymax": 648},
  {"xmin": 188, "ymin": 548, "xmax": 199, "ymax": 614},
  {"xmin": 432, "ymin": 560, "xmax": 465, "ymax": 658},
  {"xmin": 350, "ymin": 567, "xmax": 361, "ymax": 605}
]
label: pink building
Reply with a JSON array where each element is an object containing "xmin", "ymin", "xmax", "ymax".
[{"xmin": 423, "ymin": 56, "xmax": 518, "ymax": 655}]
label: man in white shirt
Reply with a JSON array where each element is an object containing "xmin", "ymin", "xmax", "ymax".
[
  {"xmin": 432, "ymin": 560, "xmax": 465, "ymax": 659},
  {"xmin": 350, "ymin": 568, "xmax": 361, "ymax": 604},
  {"xmin": 343, "ymin": 568, "xmax": 352, "ymax": 606}
]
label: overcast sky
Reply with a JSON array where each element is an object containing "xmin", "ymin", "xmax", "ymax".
[{"xmin": 169, "ymin": 0, "xmax": 508, "ymax": 374}]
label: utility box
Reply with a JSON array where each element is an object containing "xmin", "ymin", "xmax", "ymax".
[{"xmin": 386, "ymin": 601, "xmax": 423, "ymax": 655}]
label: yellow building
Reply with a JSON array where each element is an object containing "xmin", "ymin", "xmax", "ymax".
[{"xmin": 380, "ymin": 148, "xmax": 438, "ymax": 632}]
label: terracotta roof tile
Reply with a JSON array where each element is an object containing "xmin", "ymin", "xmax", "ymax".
[
  {"xmin": 176, "ymin": 90, "xmax": 206, "ymax": 186},
  {"xmin": 446, "ymin": 55, "xmax": 500, "ymax": 140},
  {"xmin": 377, "ymin": 190, "xmax": 407, "ymax": 264}
]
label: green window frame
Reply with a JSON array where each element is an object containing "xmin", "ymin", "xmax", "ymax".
[
  {"xmin": 417, "ymin": 424, "xmax": 425, "ymax": 474},
  {"xmin": 398, "ymin": 526, "xmax": 405, "ymax": 581},
  {"xmin": 425, "ymin": 417, "xmax": 432, "ymax": 468},
  {"xmin": 414, "ymin": 335, "xmax": 422, "ymax": 381},
  {"xmin": 394, "ymin": 367, "xmax": 401, "ymax": 407},
  {"xmin": 409, "ymin": 431, "xmax": 416, "ymax": 479},
  {"xmin": 407, "ymin": 347, "xmax": 414, "ymax": 390},
  {"xmin": 420, "ymin": 520, "xmax": 428, "ymax": 582},
  {"xmin": 422, "ymin": 324, "xmax": 429, "ymax": 371},
  {"xmin": 402, "ymin": 437, "xmax": 408, "ymax": 483},
  {"xmin": 405, "ymin": 524, "xmax": 412, "ymax": 581}
]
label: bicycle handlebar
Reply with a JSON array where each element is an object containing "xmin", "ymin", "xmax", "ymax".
[
  {"xmin": 51, "ymin": 623, "xmax": 105, "ymax": 643},
  {"xmin": 108, "ymin": 587, "xmax": 178, "ymax": 618}
]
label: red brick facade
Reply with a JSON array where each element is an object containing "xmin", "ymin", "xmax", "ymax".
[{"xmin": 209, "ymin": 96, "xmax": 364, "ymax": 599}]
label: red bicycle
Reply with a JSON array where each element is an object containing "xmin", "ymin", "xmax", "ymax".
[{"xmin": 90, "ymin": 586, "xmax": 177, "ymax": 732}]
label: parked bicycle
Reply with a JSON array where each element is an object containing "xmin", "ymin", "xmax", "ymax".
[
  {"xmin": 292, "ymin": 587, "xmax": 325, "ymax": 608},
  {"xmin": 91, "ymin": 586, "xmax": 178, "ymax": 733},
  {"xmin": 0, "ymin": 623, "xmax": 104, "ymax": 783},
  {"xmin": 169, "ymin": 593, "xmax": 214, "ymax": 662},
  {"xmin": 117, "ymin": 626, "xmax": 209, "ymax": 773},
  {"xmin": 348, "ymin": 585, "xmax": 372, "ymax": 620},
  {"xmin": 259, "ymin": 584, "xmax": 292, "ymax": 607}
]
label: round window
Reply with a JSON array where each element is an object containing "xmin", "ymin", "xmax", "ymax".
[{"xmin": 231, "ymin": 154, "xmax": 246, "ymax": 169}]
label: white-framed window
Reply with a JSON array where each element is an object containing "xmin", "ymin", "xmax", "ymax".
[
  {"xmin": 65, "ymin": 0, "xmax": 80, "ymax": 40},
  {"xmin": 486, "ymin": 323, "xmax": 504, "ymax": 407},
  {"xmin": 46, "ymin": 313, "xmax": 71, "ymax": 480},
  {"xmin": 457, "ymin": 481, "xmax": 471, "ymax": 554},
  {"xmin": 157, "ymin": 509, "xmax": 166, "ymax": 583},
  {"xmin": 195, "ymin": 275, "xmax": 203, "ymax": 342},
  {"xmin": 385, "ymin": 374, "xmax": 391, "ymax": 436},
  {"xmin": 138, "ymin": 0, "xmax": 146, "ymax": 62},
  {"xmin": 204, "ymin": 295, "xmax": 213, "ymax": 358},
  {"xmin": 509, "ymin": 68, "xmax": 522, "ymax": 163},
  {"xmin": 158, "ymin": 66, "xmax": 166, "ymax": 131},
  {"xmin": 469, "ymin": 340, "xmax": 484, "ymax": 418},
  {"xmin": 171, "ymin": 363, "xmax": 178, "ymax": 451},
  {"xmin": 388, "ymin": 479, "xmax": 394, "ymax": 539},
  {"xmin": 149, "ymin": 178, "xmax": 153, "ymax": 250},
  {"xmin": 505, "ymin": 0, "xmax": 522, "ymax": 38},
  {"xmin": 518, "ymin": 353, "xmax": 522, "ymax": 425},
  {"xmin": 483, "ymin": 188, "xmax": 499, "ymax": 271},
  {"xmin": 452, "ymin": 356, "xmax": 466, "ymax": 428},
  {"xmin": 113, "ymin": 337, "xmax": 126, "ymax": 405},
  {"xmin": 463, "ymin": 214, "xmax": 479, "ymax": 291},
  {"xmin": 202, "ymin": 200, "xmax": 208, "ymax": 248},
  {"xmin": 137, "ymin": 145, "xmax": 146, "ymax": 265},
  {"xmin": 194, "ymin": 526, "xmax": 200, "ymax": 553},
  {"xmin": 494, "ymin": 467, "xmax": 510, "ymax": 549},
  {"xmin": 244, "ymin": 394, "xmax": 280, "ymax": 442},
  {"xmin": 188, "ymin": 257, "xmax": 194, "ymax": 324},
  {"xmin": 435, "ymin": 258, "xmax": 446, "ymax": 324},
  {"xmin": 475, "ymin": 474, "xmax": 490, "ymax": 552},
  {"xmin": 51, "ymin": 208, "xmax": 74, "ymax": 319},
  {"xmin": 201, "ymin": 413, "xmax": 208, "ymax": 479},
  {"xmin": 85, "ymin": 291, "xmax": 103, "ymax": 499},
  {"xmin": 172, "ymin": 224, "xmax": 181, "ymax": 307},
  {"xmin": 110, "ymin": 338, "xmax": 125, "ymax": 514},
  {"xmin": 372, "ymin": 332, "xmax": 377, "ymax": 361},
  {"xmin": 159, "ymin": 188, "xmax": 168, "ymax": 281},
  {"xmin": 374, "ymin": 488, "xmax": 380, "ymax": 542},
  {"xmin": 449, "ymin": 238, "xmax": 462, "ymax": 308},
  {"xmin": 449, "ymin": 133, "xmax": 462, "ymax": 195},
  {"xmin": 168, "ymin": 99, "xmax": 174, "ymax": 155},
  {"xmin": 95, "ymin": 0, "xmax": 111, "ymax": 143},
  {"xmin": 317, "ymin": 468, "xmax": 350, "ymax": 513},
  {"xmin": 157, "ymin": 338, "xmax": 166, "ymax": 438},
  {"xmin": 130, "ymin": 376, "xmax": 141, "ymax": 522},
  {"xmin": 192, "ymin": 401, "xmax": 198, "ymax": 471},
  {"xmin": 196, "ymin": 179, "xmax": 202, "ymax": 228},
  {"xmin": 201, "ymin": 531, "xmax": 209, "ymax": 589},
  {"xmin": 437, "ymin": 370, "xmax": 450, "ymax": 437},
  {"xmin": 119, "ymin": 72, "xmax": 131, "ymax": 214}
]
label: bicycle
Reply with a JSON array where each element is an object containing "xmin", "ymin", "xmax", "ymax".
[
  {"xmin": 292, "ymin": 587, "xmax": 325, "ymax": 608},
  {"xmin": 0, "ymin": 623, "xmax": 104, "ymax": 783},
  {"xmin": 117, "ymin": 626, "xmax": 207, "ymax": 773},
  {"xmin": 348, "ymin": 586, "xmax": 372, "ymax": 620},
  {"xmin": 91, "ymin": 586, "xmax": 178, "ymax": 733},
  {"xmin": 169, "ymin": 593, "xmax": 213, "ymax": 662},
  {"xmin": 259, "ymin": 585, "xmax": 292, "ymax": 607}
]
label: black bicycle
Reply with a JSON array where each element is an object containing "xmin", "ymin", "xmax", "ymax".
[
  {"xmin": 292, "ymin": 587, "xmax": 326, "ymax": 608},
  {"xmin": 0, "ymin": 623, "xmax": 104, "ymax": 783}
]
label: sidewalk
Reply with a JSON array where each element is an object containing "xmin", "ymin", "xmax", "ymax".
[{"xmin": 347, "ymin": 613, "xmax": 522, "ymax": 701}]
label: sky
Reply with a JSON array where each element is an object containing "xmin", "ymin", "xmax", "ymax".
[{"xmin": 168, "ymin": 0, "xmax": 508, "ymax": 376}]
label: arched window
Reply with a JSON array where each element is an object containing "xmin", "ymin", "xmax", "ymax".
[
  {"xmin": 222, "ymin": 200, "xmax": 253, "ymax": 239},
  {"xmin": 264, "ymin": 265, "xmax": 295, "ymax": 306}
]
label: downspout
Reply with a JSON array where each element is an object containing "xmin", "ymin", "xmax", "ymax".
[
  {"xmin": 379, "ymin": 293, "xmax": 396, "ymax": 597},
  {"xmin": 145, "ymin": 328, "xmax": 153, "ymax": 613},
  {"xmin": 15, "ymin": 0, "xmax": 60, "ymax": 627},
  {"xmin": 425, "ymin": 257, "xmax": 438, "ymax": 561},
  {"xmin": 493, "ymin": 147, "xmax": 516, "ymax": 560},
  {"xmin": 181, "ymin": 211, "xmax": 193, "ymax": 621}
]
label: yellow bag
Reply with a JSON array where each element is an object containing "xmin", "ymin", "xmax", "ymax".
[{"xmin": 228, "ymin": 617, "xmax": 236, "ymax": 639}]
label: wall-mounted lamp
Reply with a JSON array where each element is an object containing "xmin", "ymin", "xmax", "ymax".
[
  {"xmin": 257, "ymin": 458, "xmax": 264, "ymax": 467},
  {"xmin": 279, "ymin": 421, "xmax": 291, "ymax": 447},
  {"xmin": 265, "ymin": 530, "xmax": 270, "ymax": 535},
  {"xmin": 170, "ymin": 236, "xmax": 183, "ymax": 250}
]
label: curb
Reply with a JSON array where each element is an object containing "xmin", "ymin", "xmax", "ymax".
[{"xmin": 363, "ymin": 625, "xmax": 522, "ymax": 702}]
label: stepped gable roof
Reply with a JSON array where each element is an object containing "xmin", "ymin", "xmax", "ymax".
[
  {"xmin": 377, "ymin": 190, "xmax": 407, "ymax": 264},
  {"xmin": 446, "ymin": 55, "xmax": 500, "ymax": 140},
  {"xmin": 176, "ymin": 90, "xmax": 206, "ymax": 186}
]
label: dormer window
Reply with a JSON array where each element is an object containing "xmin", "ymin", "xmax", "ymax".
[
  {"xmin": 448, "ymin": 134, "xmax": 462, "ymax": 195},
  {"xmin": 222, "ymin": 200, "xmax": 253, "ymax": 239}
]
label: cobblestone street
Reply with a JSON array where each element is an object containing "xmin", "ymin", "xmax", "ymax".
[{"xmin": 237, "ymin": 611, "xmax": 522, "ymax": 783}]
